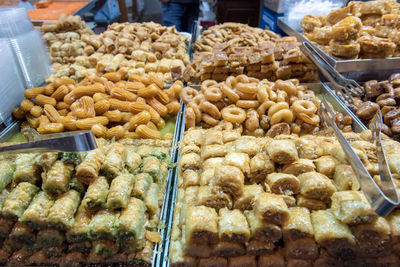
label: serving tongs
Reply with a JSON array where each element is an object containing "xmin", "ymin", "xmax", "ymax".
[
  {"xmin": 301, "ymin": 41, "xmax": 364, "ymax": 104},
  {"xmin": 320, "ymin": 98, "xmax": 400, "ymax": 216},
  {"xmin": 0, "ymin": 129, "xmax": 97, "ymax": 154}
]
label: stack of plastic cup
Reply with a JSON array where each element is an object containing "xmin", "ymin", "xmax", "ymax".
[
  {"xmin": 283, "ymin": 0, "xmax": 345, "ymax": 31},
  {"xmin": 0, "ymin": 8, "xmax": 52, "ymax": 125}
]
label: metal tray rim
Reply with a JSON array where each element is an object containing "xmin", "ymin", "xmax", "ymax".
[{"xmin": 277, "ymin": 18, "xmax": 400, "ymax": 73}]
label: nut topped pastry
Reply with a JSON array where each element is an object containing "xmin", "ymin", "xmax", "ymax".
[{"xmin": 171, "ymin": 128, "xmax": 400, "ymax": 266}]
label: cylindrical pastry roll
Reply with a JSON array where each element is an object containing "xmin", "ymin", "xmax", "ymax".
[
  {"xmin": 185, "ymin": 205, "xmax": 219, "ymax": 245},
  {"xmin": 89, "ymin": 209, "xmax": 119, "ymax": 240},
  {"xmin": 227, "ymin": 255, "xmax": 257, "ymax": 267},
  {"xmin": 296, "ymin": 195, "xmax": 327, "ymax": 211},
  {"xmin": 283, "ymin": 207, "xmax": 314, "ymax": 241},
  {"xmin": 132, "ymin": 173, "xmax": 152, "ymax": 200},
  {"xmin": 314, "ymin": 156, "xmax": 338, "ymax": 178},
  {"xmin": 169, "ymin": 240, "xmax": 197, "ymax": 267},
  {"xmin": 47, "ymin": 190, "xmax": 81, "ymax": 230},
  {"xmin": 254, "ymin": 193, "xmax": 289, "ymax": 225},
  {"xmin": 333, "ymin": 165, "xmax": 360, "ymax": 191},
  {"xmin": 180, "ymin": 153, "xmax": 201, "ymax": 171},
  {"xmin": 213, "ymin": 242, "xmax": 246, "ymax": 258},
  {"xmin": 13, "ymin": 154, "xmax": 40, "ymax": 184},
  {"xmin": 134, "ymin": 240, "xmax": 154, "ymax": 265},
  {"xmin": 266, "ymin": 173, "xmax": 300, "ymax": 196},
  {"xmin": 21, "ymin": 191, "xmax": 55, "ymax": 229},
  {"xmin": 200, "ymin": 168, "xmax": 215, "ymax": 186},
  {"xmin": 144, "ymin": 183, "xmax": 159, "ymax": 217},
  {"xmin": 284, "ymin": 238, "xmax": 319, "ymax": 260},
  {"xmin": 107, "ymin": 172, "xmax": 135, "ymax": 210},
  {"xmin": 311, "ymin": 210, "xmax": 356, "ymax": 259},
  {"xmin": 101, "ymin": 143, "xmax": 125, "ymax": 179},
  {"xmin": 225, "ymin": 152, "xmax": 250, "ymax": 175},
  {"xmin": 182, "ymin": 129, "xmax": 203, "ymax": 146},
  {"xmin": 10, "ymin": 222, "xmax": 35, "ymax": 245},
  {"xmin": 218, "ymin": 208, "xmax": 250, "ymax": 243},
  {"xmin": 234, "ymin": 137, "xmax": 260, "ymax": 157},
  {"xmin": 92, "ymin": 240, "xmax": 118, "ymax": 258},
  {"xmin": 43, "ymin": 160, "xmax": 74, "ymax": 195},
  {"xmin": 331, "ymin": 191, "xmax": 377, "ymax": 225},
  {"xmin": 0, "ymin": 161, "xmax": 14, "ymax": 191},
  {"xmin": 2, "ymin": 182, "xmax": 39, "ymax": 220},
  {"xmin": 183, "ymin": 234, "xmax": 212, "ymax": 258},
  {"xmin": 36, "ymin": 229, "xmax": 65, "ymax": 248},
  {"xmin": 214, "ymin": 165, "xmax": 244, "ymax": 198},
  {"xmin": 266, "ymin": 140, "xmax": 298, "ymax": 165},
  {"xmin": 258, "ymin": 249, "xmax": 285, "ymax": 267},
  {"xmin": 388, "ymin": 210, "xmax": 400, "ymax": 254},
  {"xmin": 184, "ymin": 186, "xmax": 199, "ymax": 207},
  {"xmin": 352, "ymin": 216, "xmax": 390, "ymax": 244},
  {"xmin": 82, "ymin": 176, "xmax": 109, "ymax": 210},
  {"xmin": 249, "ymin": 152, "xmax": 275, "ymax": 184},
  {"xmin": 246, "ymin": 240, "xmax": 274, "ymax": 256},
  {"xmin": 67, "ymin": 202, "xmax": 94, "ymax": 243},
  {"xmin": 182, "ymin": 169, "xmax": 200, "ymax": 188},
  {"xmin": 201, "ymin": 145, "xmax": 227, "ymax": 161},
  {"xmin": 223, "ymin": 131, "xmax": 240, "ymax": 143},
  {"xmin": 202, "ymin": 157, "xmax": 225, "ymax": 171},
  {"xmin": 76, "ymin": 149, "xmax": 104, "ymax": 184},
  {"xmin": 282, "ymin": 195, "xmax": 296, "ymax": 207},
  {"xmin": 296, "ymin": 137, "xmax": 323, "ymax": 159},
  {"xmin": 142, "ymin": 156, "xmax": 160, "ymax": 180},
  {"xmin": 181, "ymin": 144, "xmax": 201, "ymax": 156},
  {"xmin": 125, "ymin": 148, "xmax": 141, "ymax": 173},
  {"xmin": 69, "ymin": 177, "xmax": 85, "ymax": 194},
  {"xmin": 234, "ymin": 184, "xmax": 264, "ymax": 210},
  {"xmin": 282, "ymin": 159, "xmax": 315, "ymax": 176},
  {"xmin": 313, "ymin": 248, "xmax": 343, "ymax": 267},
  {"xmin": 197, "ymin": 186, "xmax": 232, "ymax": 211},
  {"xmin": 117, "ymin": 197, "xmax": 146, "ymax": 240},
  {"xmin": 244, "ymin": 210, "xmax": 282, "ymax": 242},
  {"xmin": 298, "ymin": 171, "xmax": 337, "ymax": 202}
]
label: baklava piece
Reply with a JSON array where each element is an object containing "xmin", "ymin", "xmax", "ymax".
[{"xmin": 331, "ymin": 191, "xmax": 377, "ymax": 225}]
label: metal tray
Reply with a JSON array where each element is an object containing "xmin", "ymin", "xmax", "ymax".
[
  {"xmin": 161, "ymin": 101, "xmax": 186, "ymax": 267},
  {"xmin": 159, "ymin": 82, "xmax": 366, "ymax": 267},
  {"xmin": 152, "ymin": 100, "xmax": 185, "ymax": 267},
  {"xmin": 0, "ymin": 110, "xmax": 184, "ymax": 267},
  {"xmin": 278, "ymin": 18, "xmax": 400, "ymax": 82}
]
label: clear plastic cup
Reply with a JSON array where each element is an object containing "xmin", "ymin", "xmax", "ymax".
[
  {"xmin": 0, "ymin": 8, "xmax": 51, "ymax": 88},
  {"xmin": 284, "ymin": 0, "xmax": 346, "ymax": 31},
  {"xmin": 0, "ymin": 8, "xmax": 52, "ymax": 125}
]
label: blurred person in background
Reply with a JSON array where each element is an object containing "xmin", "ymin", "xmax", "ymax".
[{"xmin": 159, "ymin": 0, "xmax": 199, "ymax": 33}]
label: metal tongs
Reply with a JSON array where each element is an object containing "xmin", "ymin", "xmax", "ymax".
[
  {"xmin": 0, "ymin": 129, "xmax": 97, "ymax": 154},
  {"xmin": 301, "ymin": 41, "xmax": 364, "ymax": 104},
  {"xmin": 320, "ymin": 98, "xmax": 400, "ymax": 216}
]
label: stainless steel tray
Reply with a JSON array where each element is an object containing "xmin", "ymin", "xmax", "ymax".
[
  {"xmin": 159, "ymin": 82, "xmax": 367, "ymax": 267},
  {"xmin": 0, "ymin": 110, "xmax": 184, "ymax": 267},
  {"xmin": 278, "ymin": 18, "xmax": 400, "ymax": 81}
]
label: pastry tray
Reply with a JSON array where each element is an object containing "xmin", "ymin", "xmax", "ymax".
[
  {"xmin": 277, "ymin": 18, "xmax": 400, "ymax": 82},
  {"xmin": 0, "ymin": 101, "xmax": 184, "ymax": 267},
  {"xmin": 159, "ymin": 81, "xmax": 366, "ymax": 267}
]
